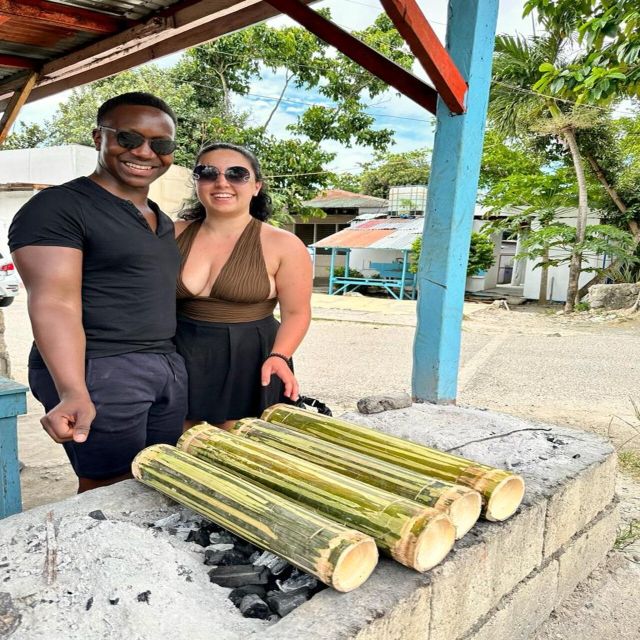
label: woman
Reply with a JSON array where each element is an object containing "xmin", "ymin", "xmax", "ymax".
[{"xmin": 174, "ymin": 142, "xmax": 312, "ymax": 431}]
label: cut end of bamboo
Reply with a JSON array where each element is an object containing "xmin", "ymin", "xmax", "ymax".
[
  {"xmin": 485, "ymin": 475, "xmax": 526, "ymax": 522},
  {"xmin": 329, "ymin": 535, "xmax": 379, "ymax": 593},
  {"xmin": 395, "ymin": 511, "xmax": 455, "ymax": 572},
  {"xmin": 177, "ymin": 422, "xmax": 212, "ymax": 452},
  {"xmin": 437, "ymin": 489, "xmax": 483, "ymax": 539}
]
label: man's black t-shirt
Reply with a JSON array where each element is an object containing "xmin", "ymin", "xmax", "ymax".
[{"xmin": 9, "ymin": 177, "xmax": 181, "ymax": 366}]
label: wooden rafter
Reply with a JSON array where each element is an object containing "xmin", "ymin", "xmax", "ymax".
[
  {"xmin": 0, "ymin": 53, "xmax": 38, "ymax": 68},
  {"xmin": 0, "ymin": 1, "xmax": 316, "ymax": 112},
  {"xmin": 0, "ymin": 0, "xmax": 126, "ymax": 33},
  {"xmin": 264, "ymin": 0, "xmax": 438, "ymax": 114},
  {"xmin": 380, "ymin": 0, "xmax": 467, "ymax": 113},
  {"xmin": 0, "ymin": 70, "xmax": 38, "ymax": 144}
]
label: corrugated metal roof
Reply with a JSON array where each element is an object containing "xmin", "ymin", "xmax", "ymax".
[
  {"xmin": 315, "ymin": 216, "xmax": 424, "ymax": 250},
  {"xmin": 314, "ymin": 228, "xmax": 393, "ymax": 249}
]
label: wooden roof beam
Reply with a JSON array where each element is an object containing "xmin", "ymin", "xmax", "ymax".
[
  {"xmin": 0, "ymin": 1, "xmax": 315, "ymax": 112},
  {"xmin": 0, "ymin": 0, "xmax": 127, "ymax": 33},
  {"xmin": 0, "ymin": 70, "xmax": 38, "ymax": 144},
  {"xmin": 264, "ymin": 0, "xmax": 438, "ymax": 114},
  {"xmin": 0, "ymin": 53, "xmax": 38, "ymax": 69},
  {"xmin": 380, "ymin": 0, "xmax": 467, "ymax": 114}
]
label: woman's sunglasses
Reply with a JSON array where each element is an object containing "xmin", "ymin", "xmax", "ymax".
[
  {"xmin": 192, "ymin": 165, "xmax": 252, "ymax": 184},
  {"xmin": 99, "ymin": 126, "xmax": 177, "ymax": 155}
]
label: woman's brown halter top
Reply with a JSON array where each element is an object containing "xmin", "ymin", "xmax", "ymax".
[{"xmin": 176, "ymin": 217, "xmax": 277, "ymax": 323}]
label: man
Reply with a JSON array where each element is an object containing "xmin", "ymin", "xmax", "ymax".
[{"xmin": 9, "ymin": 92, "xmax": 188, "ymax": 493}]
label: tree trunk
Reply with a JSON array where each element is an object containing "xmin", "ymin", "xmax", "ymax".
[
  {"xmin": 132, "ymin": 444, "xmax": 378, "ymax": 592},
  {"xmin": 539, "ymin": 251, "xmax": 549, "ymax": 304},
  {"xmin": 577, "ymin": 154, "xmax": 640, "ymax": 299},
  {"xmin": 262, "ymin": 72, "xmax": 292, "ymax": 132},
  {"xmin": 230, "ymin": 418, "xmax": 482, "ymax": 539},
  {"xmin": 178, "ymin": 425, "xmax": 455, "ymax": 572},
  {"xmin": 561, "ymin": 126, "xmax": 589, "ymax": 312},
  {"xmin": 262, "ymin": 404, "xmax": 525, "ymax": 522}
]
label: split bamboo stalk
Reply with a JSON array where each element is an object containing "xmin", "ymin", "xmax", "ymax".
[
  {"xmin": 178, "ymin": 425, "xmax": 455, "ymax": 572},
  {"xmin": 261, "ymin": 404, "xmax": 525, "ymax": 522},
  {"xmin": 230, "ymin": 418, "xmax": 481, "ymax": 539},
  {"xmin": 132, "ymin": 444, "xmax": 378, "ymax": 592}
]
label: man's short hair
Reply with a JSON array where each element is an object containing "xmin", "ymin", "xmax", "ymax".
[{"xmin": 97, "ymin": 92, "xmax": 176, "ymax": 126}]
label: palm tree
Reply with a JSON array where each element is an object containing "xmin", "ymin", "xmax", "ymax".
[{"xmin": 489, "ymin": 33, "xmax": 599, "ymax": 311}]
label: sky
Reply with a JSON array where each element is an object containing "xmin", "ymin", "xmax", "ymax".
[{"xmin": 13, "ymin": 0, "xmax": 535, "ymax": 174}]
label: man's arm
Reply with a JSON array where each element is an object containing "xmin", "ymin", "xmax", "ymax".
[{"xmin": 13, "ymin": 246, "xmax": 95, "ymax": 443}]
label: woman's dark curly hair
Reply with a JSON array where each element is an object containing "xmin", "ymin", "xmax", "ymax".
[{"xmin": 178, "ymin": 142, "xmax": 272, "ymax": 222}]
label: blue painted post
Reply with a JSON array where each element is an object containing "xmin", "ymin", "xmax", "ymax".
[
  {"xmin": 0, "ymin": 377, "xmax": 28, "ymax": 518},
  {"xmin": 344, "ymin": 249, "xmax": 351, "ymax": 277},
  {"xmin": 412, "ymin": 0, "xmax": 498, "ymax": 403},
  {"xmin": 329, "ymin": 248, "xmax": 336, "ymax": 295},
  {"xmin": 400, "ymin": 250, "xmax": 409, "ymax": 299}
]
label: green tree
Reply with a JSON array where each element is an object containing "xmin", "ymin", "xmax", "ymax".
[
  {"xmin": 1, "ymin": 122, "xmax": 50, "ymax": 149},
  {"xmin": 359, "ymin": 148, "xmax": 430, "ymax": 198},
  {"xmin": 521, "ymin": 1, "xmax": 640, "ymax": 298},
  {"xmin": 490, "ymin": 32, "xmax": 606, "ymax": 311},
  {"xmin": 287, "ymin": 13, "xmax": 414, "ymax": 151},
  {"xmin": 410, "ymin": 232, "xmax": 494, "ymax": 277}
]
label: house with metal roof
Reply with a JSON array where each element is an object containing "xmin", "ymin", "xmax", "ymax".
[
  {"xmin": 288, "ymin": 189, "xmax": 388, "ymax": 248},
  {"xmin": 312, "ymin": 216, "xmax": 423, "ymax": 300}
]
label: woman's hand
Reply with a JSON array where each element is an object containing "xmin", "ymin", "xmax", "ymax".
[{"xmin": 261, "ymin": 356, "xmax": 299, "ymax": 401}]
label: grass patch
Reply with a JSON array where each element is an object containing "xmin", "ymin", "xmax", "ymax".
[
  {"xmin": 619, "ymin": 450, "xmax": 640, "ymax": 480},
  {"xmin": 614, "ymin": 519, "xmax": 640, "ymax": 551}
]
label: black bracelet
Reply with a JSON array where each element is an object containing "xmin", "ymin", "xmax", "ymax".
[{"xmin": 266, "ymin": 352, "xmax": 292, "ymax": 368}]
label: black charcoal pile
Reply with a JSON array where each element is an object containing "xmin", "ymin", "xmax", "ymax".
[{"xmin": 150, "ymin": 511, "xmax": 326, "ymax": 622}]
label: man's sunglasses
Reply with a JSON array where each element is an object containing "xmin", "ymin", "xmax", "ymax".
[
  {"xmin": 99, "ymin": 126, "xmax": 177, "ymax": 155},
  {"xmin": 192, "ymin": 165, "xmax": 252, "ymax": 184}
]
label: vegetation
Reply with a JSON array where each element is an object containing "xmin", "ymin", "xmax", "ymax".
[
  {"xmin": 1, "ymin": 12, "xmax": 415, "ymax": 224},
  {"xmin": 409, "ymin": 232, "xmax": 495, "ymax": 277}
]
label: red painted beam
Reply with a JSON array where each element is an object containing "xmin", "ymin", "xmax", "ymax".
[
  {"xmin": 0, "ymin": 53, "xmax": 38, "ymax": 68},
  {"xmin": 264, "ymin": 0, "xmax": 437, "ymax": 114},
  {"xmin": 380, "ymin": 0, "xmax": 467, "ymax": 114},
  {"xmin": 0, "ymin": 0, "xmax": 127, "ymax": 34}
]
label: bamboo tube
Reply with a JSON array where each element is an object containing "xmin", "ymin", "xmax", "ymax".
[
  {"xmin": 132, "ymin": 444, "xmax": 378, "ymax": 592},
  {"xmin": 178, "ymin": 425, "xmax": 455, "ymax": 572},
  {"xmin": 261, "ymin": 404, "xmax": 525, "ymax": 522},
  {"xmin": 230, "ymin": 418, "xmax": 481, "ymax": 539}
]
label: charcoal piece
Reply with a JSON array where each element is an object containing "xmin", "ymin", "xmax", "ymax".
[
  {"xmin": 248, "ymin": 551, "xmax": 262, "ymax": 564},
  {"xmin": 266, "ymin": 591, "xmax": 310, "ymax": 617},
  {"xmin": 87, "ymin": 510, "xmax": 106, "ymax": 521},
  {"xmin": 108, "ymin": 596, "xmax": 119, "ymax": 605},
  {"xmin": 234, "ymin": 540, "xmax": 260, "ymax": 558},
  {"xmin": 239, "ymin": 594, "xmax": 271, "ymax": 620},
  {"xmin": 203, "ymin": 548, "xmax": 246, "ymax": 567},
  {"xmin": 208, "ymin": 531, "xmax": 236, "ymax": 546},
  {"xmin": 85, "ymin": 597, "xmax": 93, "ymax": 611},
  {"xmin": 136, "ymin": 591, "xmax": 151, "ymax": 604},
  {"xmin": 253, "ymin": 551, "xmax": 290, "ymax": 576},
  {"xmin": 187, "ymin": 528, "xmax": 211, "ymax": 547},
  {"xmin": 276, "ymin": 572, "xmax": 318, "ymax": 593},
  {"xmin": 228, "ymin": 585, "xmax": 267, "ymax": 608},
  {"xmin": 208, "ymin": 565, "xmax": 269, "ymax": 588}
]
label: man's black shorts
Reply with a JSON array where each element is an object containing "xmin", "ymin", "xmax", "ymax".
[{"xmin": 29, "ymin": 352, "xmax": 188, "ymax": 480}]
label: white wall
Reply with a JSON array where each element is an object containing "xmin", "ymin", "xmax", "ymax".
[
  {"xmin": 0, "ymin": 145, "xmax": 97, "ymax": 184},
  {"xmin": 523, "ymin": 250, "xmax": 606, "ymax": 302}
]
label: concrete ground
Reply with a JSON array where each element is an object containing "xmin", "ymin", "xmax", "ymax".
[{"xmin": 3, "ymin": 291, "xmax": 640, "ymax": 638}]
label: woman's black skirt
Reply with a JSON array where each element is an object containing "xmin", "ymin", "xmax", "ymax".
[{"xmin": 175, "ymin": 314, "xmax": 286, "ymax": 424}]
